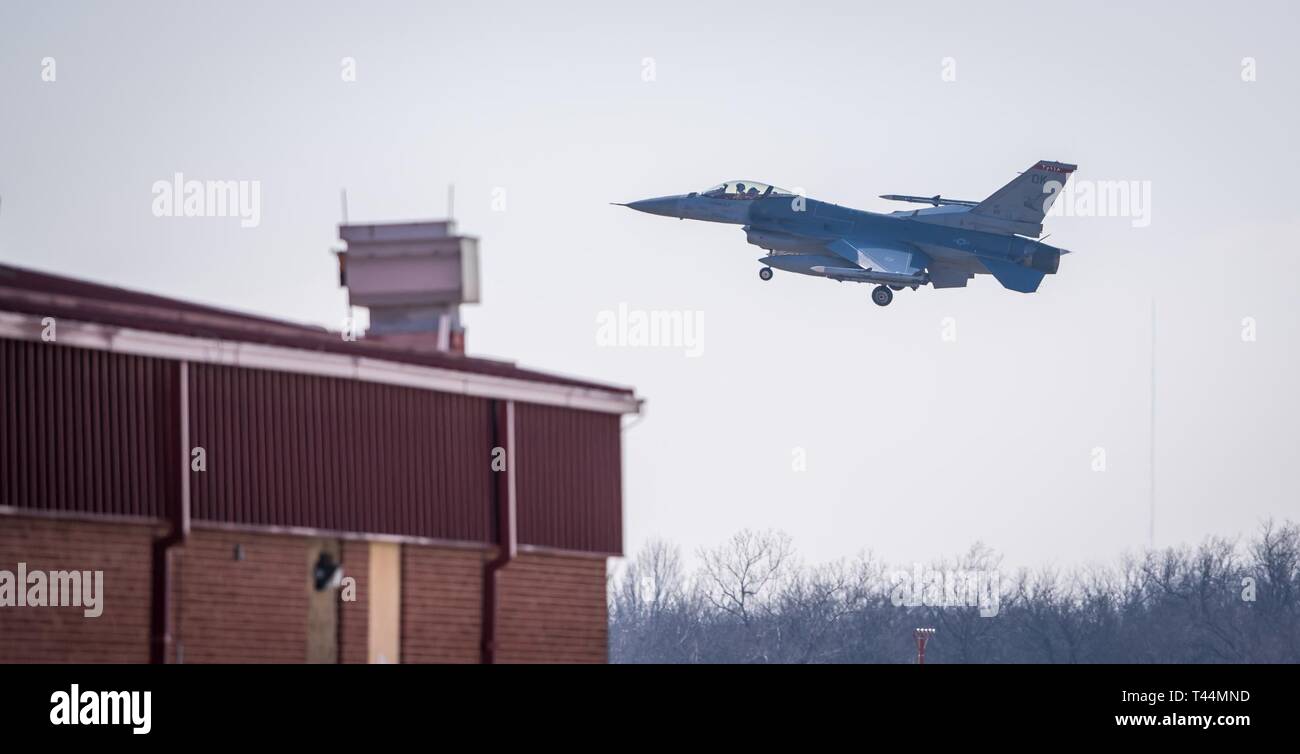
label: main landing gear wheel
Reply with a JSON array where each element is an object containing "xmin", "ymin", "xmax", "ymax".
[
  {"xmin": 871, "ymin": 285, "xmax": 893, "ymax": 307},
  {"xmin": 758, "ymin": 267, "xmax": 773, "ymax": 281}
]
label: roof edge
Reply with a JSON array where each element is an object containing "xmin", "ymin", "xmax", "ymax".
[{"xmin": 0, "ymin": 263, "xmax": 637, "ymax": 403}]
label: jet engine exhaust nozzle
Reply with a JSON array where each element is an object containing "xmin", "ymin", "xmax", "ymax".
[{"xmin": 1028, "ymin": 248, "xmax": 1061, "ymax": 274}]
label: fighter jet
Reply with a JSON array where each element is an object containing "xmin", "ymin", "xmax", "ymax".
[{"xmin": 617, "ymin": 160, "xmax": 1076, "ymax": 306}]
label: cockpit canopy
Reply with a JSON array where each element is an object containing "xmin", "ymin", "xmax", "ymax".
[{"xmin": 699, "ymin": 180, "xmax": 794, "ymax": 200}]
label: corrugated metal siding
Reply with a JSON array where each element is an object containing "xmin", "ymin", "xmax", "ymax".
[
  {"xmin": 3, "ymin": 338, "xmax": 625, "ymax": 556},
  {"xmin": 188, "ymin": 363, "xmax": 494, "ymax": 542},
  {"xmin": 0, "ymin": 338, "xmax": 176, "ymax": 519},
  {"xmin": 514, "ymin": 402, "xmax": 622, "ymax": 554}
]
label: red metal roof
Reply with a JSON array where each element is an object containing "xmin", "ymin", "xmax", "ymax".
[{"xmin": 0, "ymin": 263, "xmax": 632, "ymax": 395}]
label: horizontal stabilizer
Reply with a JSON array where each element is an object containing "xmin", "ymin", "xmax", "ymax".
[{"xmin": 980, "ymin": 257, "xmax": 1044, "ymax": 293}]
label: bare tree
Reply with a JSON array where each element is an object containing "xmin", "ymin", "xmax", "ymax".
[
  {"xmin": 697, "ymin": 529, "xmax": 793, "ymax": 625},
  {"xmin": 608, "ymin": 520, "xmax": 1300, "ymax": 664},
  {"xmin": 609, "ymin": 539, "xmax": 697, "ymax": 663},
  {"xmin": 774, "ymin": 560, "xmax": 853, "ymax": 663}
]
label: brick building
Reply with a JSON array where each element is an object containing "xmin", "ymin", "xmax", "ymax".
[{"xmin": 0, "ymin": 262, "xmax": 639, "ymax": 663}]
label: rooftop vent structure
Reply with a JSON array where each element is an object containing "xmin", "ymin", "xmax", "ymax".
[{"xmin": 336, "ymin": 220, "xmax": 480, "ymax": 353}]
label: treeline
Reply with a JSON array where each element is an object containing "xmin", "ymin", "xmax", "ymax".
[{"xmin": 608, "ymin": 521, "xmax": 1300, "ymax": 663}]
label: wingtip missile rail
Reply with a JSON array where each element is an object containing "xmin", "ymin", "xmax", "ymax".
[{"xmin": 879, "ymin": 194, "xmax": 979, "ymax": 208}]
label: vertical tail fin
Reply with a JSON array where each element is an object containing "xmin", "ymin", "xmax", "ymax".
[{"xmin": 969, "ymin": 160, "xmax": 1077, "ymax": 237}]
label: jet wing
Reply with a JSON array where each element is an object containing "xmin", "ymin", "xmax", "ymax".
[{"xmin": 826, "ymin": 238, "xmax": 926, "ymax": 276}]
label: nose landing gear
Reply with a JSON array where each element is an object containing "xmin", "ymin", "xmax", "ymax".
[
  {"xmin": 758, "ymin": 266, "xmax": 774, "ymax": 281},
  {"xmin": 871, "ymin": 285, "xmax": 893, "ymax": 307}
]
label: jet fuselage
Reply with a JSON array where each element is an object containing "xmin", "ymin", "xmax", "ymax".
[
  {"xmin": 621, "ymin": 162, "xmax": 1076, "ymax": 305},
  {"xmin": 628, "ymin": 192, "xmax": 1063, "ymax": 274}
]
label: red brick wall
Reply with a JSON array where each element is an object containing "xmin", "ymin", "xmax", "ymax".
[
  {"xmin": 401, "ymin": 545, "xmax": 485, "ymax": 663},
  {"xmin": 0, "ymin": 516, "xmax": 156, "ymax": 663},
  {"xmin": 339, "ymin": 539, "xmax": 369, "ymax": 664},
  {"xmin": 0, "ymin": 518, "xmax": 612, "ymax": 664},
  {"xmin": 496, "ymin": 552, "xmax": 608, "ymax": 664},
  {"xmin": 169, "ymin": 529, "xmax": 308, "ymax": 663}
]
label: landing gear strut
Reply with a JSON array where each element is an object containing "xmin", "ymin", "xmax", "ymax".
[
  {"xmin": 758, "ymin": 266, "xmax": 773, "ymax": 281},
  {"xmin": 871, "ymin": 285, "xmax": 893, "ymax": 307}
]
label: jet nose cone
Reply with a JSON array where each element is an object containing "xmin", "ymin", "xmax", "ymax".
[{"xmin": 620, "ymin": 196, "xmax": 682, "ymax": 218}]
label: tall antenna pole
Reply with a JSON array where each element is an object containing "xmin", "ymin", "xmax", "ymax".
[
  {"xmin": 339, "ymin": 188, "xmax": 352, "ymax": 333},
  {"xmin": 1149, "ymin": 297, "xmax": 1156, "ymax": 549},
  {"xmin": 447, "ymin": 184, "xmax": 455, "ymax": 220}
]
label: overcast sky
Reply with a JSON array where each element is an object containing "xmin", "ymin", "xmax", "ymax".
[{"xmin": 2, "ymin": 1, "xmax": 1296, "ymax": 571}]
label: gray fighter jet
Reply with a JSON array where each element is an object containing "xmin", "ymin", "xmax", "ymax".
[{"xmin": 617, "ymin": 160, "xmax": 1076, "ymax": 306}]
